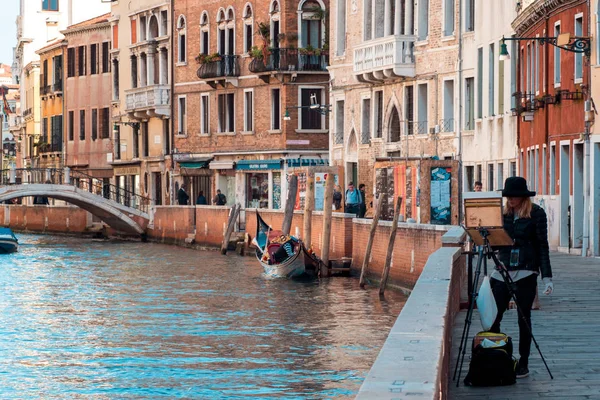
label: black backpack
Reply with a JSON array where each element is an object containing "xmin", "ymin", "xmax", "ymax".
[{"xmin": 464, "ymin": 331, "xmax": 517, "ymax": 387}]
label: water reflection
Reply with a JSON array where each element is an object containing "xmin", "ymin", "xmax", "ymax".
[{"xmin": 0, "ymin": 235, "xmax": 406, "ymax": 398}]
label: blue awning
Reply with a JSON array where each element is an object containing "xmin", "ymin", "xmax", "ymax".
[
  {"xmin": 179, "ymin": 161, "xmax": 209, "ymax": 169},
  {"xmin": 236, "ymin": 159, "xmax": 282, "ymax": 171},
  {"xmin": 286, "ymin": 158, "xmax": 328, "ymax": 168}
]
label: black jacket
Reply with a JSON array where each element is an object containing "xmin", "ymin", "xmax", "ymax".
[{"xmin": 498, "ymin": 203, "xmax": 552, "ymax": 279}]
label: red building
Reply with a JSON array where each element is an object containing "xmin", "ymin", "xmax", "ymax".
[{"xmin": 513, "ymin": 0, "xmax": 588, "ymax": 251}]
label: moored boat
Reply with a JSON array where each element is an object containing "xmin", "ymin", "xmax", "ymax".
[{"xmin": 0, "ymin": 228, "xmax": 18, "ymax": 254}]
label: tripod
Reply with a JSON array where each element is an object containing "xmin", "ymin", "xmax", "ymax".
[{"xmin": 453, "ymin": 228, "xmax": 553, "ymax": 387}]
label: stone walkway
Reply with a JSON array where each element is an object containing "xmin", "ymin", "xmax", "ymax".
[{"xmin": 448, "ymin": 253, "xmax": 600, "ymax": 399}]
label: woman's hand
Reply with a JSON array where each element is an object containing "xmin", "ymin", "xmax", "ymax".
[{"xmin": 542, "ymin": 277, "xmax": 553, "ymax": 295}]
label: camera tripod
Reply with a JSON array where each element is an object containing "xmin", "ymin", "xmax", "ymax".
[{"xmin": 453, "ymin": 228, "xmax": 553, "ymax": 387}]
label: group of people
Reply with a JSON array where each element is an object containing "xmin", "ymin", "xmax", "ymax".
[
  {"xmin": 177, "ymin": 184, "xmax": 227, "ymax": 206},
  {"xmin": 333, "ymin": 182, "xmax": 367, "ymax": 218}
]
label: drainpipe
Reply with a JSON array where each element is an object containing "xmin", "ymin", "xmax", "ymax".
[
  {"xmin": 457, "ymin": 0, "xmax": 464, "ymax": 223},
  {"xmin": 170, "ymin": 0, "xmax": 175, "ymax": 205},
  {"xmin": 62, "ymin": 43, "xmax": 66, "ymax": 171},
  {"xmin": 581, "ymin": 10, "xmax": 593, "ymax": 257}
]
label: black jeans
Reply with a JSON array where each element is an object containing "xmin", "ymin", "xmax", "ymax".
[{"xmin": 489, "ymin": 273, "xmax": 537, "ymax": 365}]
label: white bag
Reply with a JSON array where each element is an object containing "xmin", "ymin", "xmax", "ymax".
[{"xmin": 476, "ymin": 276, "xmax": 498, "ymax": 331}]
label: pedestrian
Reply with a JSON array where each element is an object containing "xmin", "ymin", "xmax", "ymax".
[
  {"xmin": 358, "ymin": 183, "xmax": 367, "ymax": 218},
  {"xmin": 474, "ymin": 181, "xmax": 483, "ymax": 192},
  {"xmin": 344, "ymin": 182, "xmax": 362, "ymax": 216},
  {"xmin": 196, "ymin": 190, "xmax": 207, "ymax": 205},
  {"xmin": 213, "ymin": 189, "xmax": 227, "ymax": 206},
  {"xmin": 177, "ymin": 183, "xmax": 190, "ymax": 205},
  {"xmin": 332, "ymin": 185, "xmax": 342, "ymax": 211},
  {"xmin": 490, "ymin": 176, "xmax": 553, "ymax": 379}
]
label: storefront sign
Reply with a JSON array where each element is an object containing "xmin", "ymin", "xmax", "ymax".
[
  {"xmin": 236, "ymin": 160, "xmax": 282, "ymax": 171},
  {"xmin": 430, "ymin": 167, "xmax": 452, "ymax": 225},
  {"xmin": 113, "ymin": 166, "xmax": 141, "ymax": 176}
]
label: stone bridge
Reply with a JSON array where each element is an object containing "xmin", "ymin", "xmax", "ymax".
[{"xmin": 0, "ymin": 168, "xmax": 150, "ymax": 236}]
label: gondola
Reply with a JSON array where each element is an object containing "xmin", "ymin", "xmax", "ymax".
[
  {"xmin": 0, "ymin": 228, "xmax": 18, "ymax": 254},
  {"xmin": 253, "ymin": 211, "xmax": 320, "ymax": 278}
]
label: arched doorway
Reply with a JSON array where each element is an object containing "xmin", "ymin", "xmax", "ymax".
[
  {"xmin": 346, "ymin": 129, "xmax": 358, "ymax": 186},
  {"xmin": 389, "ymin": 106, "xmax": 401, "ymax": 143}
]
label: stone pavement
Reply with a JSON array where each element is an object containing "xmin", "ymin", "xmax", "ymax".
[{"xmin": 448, "ymin": 253, "xmax": 600, "ymax": 399}]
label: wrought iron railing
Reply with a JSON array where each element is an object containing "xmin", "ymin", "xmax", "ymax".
[
  {"xmin": 0, "ymin": 168, "xmax": 151, "ymax": 214},
  {"xmin": 248, "ymin": 48, "xmax": 329, "ymax": 73},
  {"xmin": 360, "ymin": 129, "xmax": 371, "ymax": 144},
  {"xmin": 38, "ymin": 143, "xmax": 63, "ymax": 154},
  {"xmin": 197, "ymin": 55, "xmax": 240, "ymax": 79},
  {"xmin": 438, "ymin": 118, "xmax": 455, "ymax": 133},
  {"xmin": 334, "ymin": 131, "xmax": 344, "ymax": 145}
]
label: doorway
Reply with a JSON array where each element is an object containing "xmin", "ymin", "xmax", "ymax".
[
  {"xmin": 153, "ymin": 172, "xmax": 162, "ymax": 205},
  {"xmin": 347, "ymin": 162, "xmax": 358, "ymax": 186}
]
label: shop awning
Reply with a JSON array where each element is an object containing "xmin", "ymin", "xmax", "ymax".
[
  {"xmin": 209, "ymin": 160, "xmax": 235, "ymax": 170},
  {"xmin": 179, "ymin": 161, "xmax": 209, "ymax": 169},
  {"xmin": 286, "ymin": 158, "xmax": 329, "ymax": 168},
  {"xmin": 236, "ymin": 159, "xmax": 282, "ymax": 171}
]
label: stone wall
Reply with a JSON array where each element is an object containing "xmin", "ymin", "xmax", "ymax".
[{"xmin": 0, "ymin": 205, "xmax": 90, "ymax": 233}]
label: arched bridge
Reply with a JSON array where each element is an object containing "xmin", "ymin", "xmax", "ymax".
[{"xmin": 0, "ymin": 168, "xmax": 151, "ymax": 236}]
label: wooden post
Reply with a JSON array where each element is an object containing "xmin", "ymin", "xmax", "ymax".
[
  {"xmin": 303, "ymin": 171, "xmax": 315, "ymax": 246},
  {"xmin": 320, "ymin": 173, "xmax": 335, "ymax": 276},
  {"xmin": 379, "ymin": 197, "xmax": 403, "ymax": 296},
  {"xmin": 282, "ymin": 174, "xmax": 298, "ymax": 235},
  {"xmin": 359, "ymin": 194, "xmax": 383, "ymax": 288},
  {"xmin": 221, "ymin": 204, "xmax": 240, "ymax": 255}
]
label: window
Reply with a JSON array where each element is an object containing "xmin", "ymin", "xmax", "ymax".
[
  {"xmin": 465, "ymin": 0, "xmax": 474, "ymax": 32},
  {"xmin": 201, "ymin": 12, "xmax": 210, "ymax": 55},
  {"xmin": 443, "ymin": 80, "xmax": 454, "ymax": 132},
  {"xmin": 417, "ymin": 83, "xmax": 427, "ymax": 134},
  {"xmin": 443, "ymin": 0, "xmax": 454, "ymax": 36},
  {"xmin": 535, "ymin": 40, "xmax": 540, "ymax": 93},
  {"xmin": 488, "ymin": 164, "xmax": 494, "ymax": 191},
  {"xmin": 177, "ymin": 16, "xmax": 187, "ymax": 63},
  {"xmin": 300, "ymin": 1, "xmax": 324, "ymax": 48},
  {"xmin": 361, "ymin": 98, "xmax": 371, "ymax": 144},
  {"xmin": 51, "ymin": 115, "xmax": 63, "ymax": 152},
  {"xmin": 131, "ymin": 55, "xmax": 138, "ymax": 88},
  {"xmin": 102, "ymin": 42, "xmax": 110, "ymax": 73},
  {"xmin": 90, "ymin": 44, "xmax": 99, "ymax": 75},
  {"xmin": 67, "ymin": 48, "xmax": 75, "ymax": 77},
  {"xmin": 101, "ymin": 108, "xmax": 110, "ymax": 139},
  {"xmin": 542, "ymin": 147, "xmax": 547, "ymax": 194},
  {"xmin": 243, "ymin": 6, "xmax": 253, "ymax": 54},
  {"xmin": 114, "ymin": 126, "xmax": 121, "ymax": 160},
  {"xmin": 498, "ymin": 45, "xmax": 504, "ymax": 114},
  {"xmin": 53, "ymin": 55, "xmax": 62, "ymax": 90},
  {"xmin": 336, "ymin": 0, "xmax": 346, "ymax": 56},
  {"xmin": 554, "ymin": 23, "xmax": 561, "ymax": 85},
  {"xmin": 510, "ymin": 161, "xmax": 517, "ymax": 178},
  {"xmin": 92, "ymin": 109, "xmax": 98, "ymax": 141},
  {"xmin": 389, "ymin": 106, "xmax": 401, "ymax": 142},
  {"xmin": 132, "ymin": 125, "xmax": 139, "ymax": 158},
  {"xmin": 131, "ymin": 19, "xmax": 137, "ymax": 44},
  {"xmin": 476, "ymin": 164, "xmax": 482, "ymax": 182},
  {"xmin": 489, "ymin": 43, "xmax": 495, "ymax": 115},
  {"xmin": 201, "ymin": 94, "xmax": 210, "ymax": 134},
  {"xmin": 335, "ymin": 100, "xmax": 345, "ymax": 144},
  {"xmin": 549, "ymin": 145, "xmax": 555, "ymax": 194},
  {"xmin": 163, "ymin": 119, "xmax": 170, "ymax": 154},
  {"xmin": 271, "ymin": 88, "xmax": 281, "ymax": 131},
  {"xmin": 363, "ymin": 0, "xmax": 373, "ymax": 40},
  {"xmin": 300, "ymin": 88, "xmax": 323, "ymax": 130},
  {"xmin": 418, "ymin": 0, "xmax": 429, "ymax": 40},
  {"xmin": 42, "ymin": 118, "xmax": 48, "ymax": 143},
  {"xmin": 497, "ymin": 163, "xmax": 504, "ymax": 191},
  {"xmin": 178, "ymin": 96, "xmax": 187, "ymax": 135},
  {"xmin": 374, "ymin": 90, "xmax": 383, "ymax": 138},
  {"xmin": 78, "ymin": 46, "xmax": 86, "ymax": 76},
  {"xmin": 510, "ymin": 37, "xmax": 517, "ymax": 108},
  {"xmin": 68, "ymin": 111, "xmax": 74, "ymax": 141},
  {"xmin": 79, "ymin": 110, "xmax": 86, "ymax": 140},
  {"xmin": 526, "ymin": 44, "xmax": 531, "ymax": 94},
  {"xmin": 534, "ymin": 147, "xmax": 539, "ymax": 192},
  {"xmin": 477, "ymin": 47, "xmax": 483, "ymax": 118},
  {"xmin": 405, "ymin": 86, "xmax": 414, "ymax": 135},
  {"xmin": 218, "ymin": 93, "xmax": 235, "ymax": 133},
  {"xmin": 465, "ymin": 166, "xmax": 474, "ymax": 191},
  {"xmin": 575, "ymin": 15, "xmax": 583, "ymax": 81},
  {"xmin": 42, "ymin": 0, "xmax": 58, "ymax": 11},
  {"xmin": 112, "ymin": 59, "xmax": 119, "ymax": 100},
  {"xmin": 139, "ymin": 16, "xmax": 147, "ymax": 41},
  {"xmin": 244, "ymin": 90, "xmax": 254, "ymax": 132},
  {"xmin": 465, "ymin": 77, "xmax": 474, "ymax": 130},
  {"xmin": 142, "ymin": 121, "xmax": 149, "ymax": 157}
]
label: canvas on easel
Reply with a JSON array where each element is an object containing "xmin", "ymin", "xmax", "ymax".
[{"xmin": 463, "ymin": 192, "xmax": 513, "ymax": 247}]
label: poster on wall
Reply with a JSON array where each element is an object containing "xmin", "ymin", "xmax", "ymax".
[
  {"xmin": 314, "ymin": 173, "xmax": 339, "ymax": 211},
  {"xmin": 273, "ymin": 173, "xmax": 281, "ymax": 209},
  {"xmin": 430, "ymin": 167, "xmax": 452, "ymax": 225}
]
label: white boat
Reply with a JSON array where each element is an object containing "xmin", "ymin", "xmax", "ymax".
[{"xmin": 0, "ymin": 228, "xmax": 18, "ymax": 254}]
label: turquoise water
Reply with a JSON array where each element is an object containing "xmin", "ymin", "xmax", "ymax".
[{"xmin": 0, "ymin": 234, "xmax": 406, "ymax": 399}]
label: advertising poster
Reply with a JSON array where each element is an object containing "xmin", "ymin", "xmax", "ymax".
[
  {"xmin": 294, "ymin": 172, "xmax": 339, "ymax": 211},
  {"xmin": 430, "ymin": 167, "xmax": 452, "ymax": 225}
]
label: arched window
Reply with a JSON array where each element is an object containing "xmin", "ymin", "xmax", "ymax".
[
  {"xmin": 269, "ymin": 0, "xmax": 281, "ymax": 48},
  {"xmin": 298, "ymin": 0, "xmax": 325, "ymax": 49},
  {"xmin": 389, "ymin": 106, "xmax": 401, "ymax": 142},
  {"xmin": 148, "ymin": 15, "xmax": 159, "ymax": 39},
  {"xmin": 243, "ymin": 4, "xmax": 253, "ymax": 53},
  {"xmin": 217, "ymin": 8, "xmax": 235, "ymax": 55},
  {"xmin": 200, "ymin": 11, "xmax": 210, "ymax": 55},
  {"xmin": 217, "ymin": 8, "xmax": 226, "ymax": 23},
  {"xmin": 270, "ymin": 0, "xmax": 280, "ymax": 13},
  {"xmin": 177, "ymin": 15, "xmax": 187, "ymax": 63}
]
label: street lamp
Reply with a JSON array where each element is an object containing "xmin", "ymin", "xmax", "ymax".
[
  {"xmin": 283, "ymin": 99, "xmax": 332, "ymax": 121},
  {"xmin": 498, "ymin": 33, "xmax": 591, "ymax": 61}
]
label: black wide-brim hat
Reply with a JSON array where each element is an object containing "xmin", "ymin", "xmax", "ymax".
[{"xmin": 501, "ymin": 176, "xmax": 536, "ymax": 197}]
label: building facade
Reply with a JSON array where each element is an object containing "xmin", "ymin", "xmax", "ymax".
[
  {"xmin": 328, "ymin": 0, "xmax": 463, "ymax": 218},
  {"xmin": 590, "ymin": 0, "xmax": 600, "ymax": 256},
  {"xmin": 173, "ymin": 0, "xmax": 330, "ymax": 209},
  {"xmin": 513, "ymin": 0, "xmax": 589, "ymax": 252},
  {"xmin": 110, "ymin": 0, "xmax": 172, "ymax": 206}
]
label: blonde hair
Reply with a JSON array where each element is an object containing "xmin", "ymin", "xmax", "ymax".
[{"xmin": 504, "ymin": 197, "xmax": 533, "ymax": 219}]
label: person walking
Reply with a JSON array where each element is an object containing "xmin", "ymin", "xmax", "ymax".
[
  {"xmin": 333, "ymin": 185, "xmax": 342, "ymax": 211},
  {"xmin": 358, "ymin": 183, "xmax": 367, "ymax": 218},
  {"xmin": 177, "ymin": 183, "xmax": 190, "ymax": 205},
  {"xmin": 213, "ymin": 189, "xmax": 227, "ymax": 206},
  {"xmin": 196, "ymin": 190, "xmax": 207, "ymax": 205},
  {"xmin": 344, "ymin": 182, "xmax": 362, "ymax": 216},
  {"xmin": 490, "ymin": 176, "xmax": 553, "ymax": 379}
]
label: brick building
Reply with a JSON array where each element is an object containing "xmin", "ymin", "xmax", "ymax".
[
  {"xmin": 63, "ymin": 14, "xmax": 113, "ymax": 184},
  {"xmin": 173, "ymin": 0, "xmax": 330, "ymax": 209},
  {"xmin": 512, "ymin": 0, "xmax": 588, "ymax": 252},
  {"xmin": 110, "ymin": 0, "xmax": 172, "ymax": 206},
  {"xmin": 328, "ymin": 0, "xmax": 463, "ymax": 219}
]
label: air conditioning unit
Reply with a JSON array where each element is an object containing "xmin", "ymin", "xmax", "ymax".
[{"xmin": 430, "ymin": 125, "xmax": 440, "ymax": 134}]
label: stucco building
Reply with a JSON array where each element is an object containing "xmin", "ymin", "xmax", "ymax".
[{"xmin": 173, "ymin": 0, "xmax": 330, "ymax": 209}]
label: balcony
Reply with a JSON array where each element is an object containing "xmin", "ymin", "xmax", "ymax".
[
  {"xmin": 354, "ymin": 35, "xmax": 416, "ymax": 82},
  {"xmin": 125, "ymin": 84, "xmax": 171, "ymax": 119},
  {"xmin": 197, "ymin": 55, "xmax": 240, "ymax": 88},
  {"xmin": 248, "ymin": 48, "xmax": 329, "ymax": 74},
  {"xmin": 38, "ymin": 142, "xmax": 63, "ymax": 154}
]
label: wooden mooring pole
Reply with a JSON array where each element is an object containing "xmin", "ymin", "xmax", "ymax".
[
  {"xmin": 320, "ymin": 173, "xmax": 335, "ymax": 276},
  {"xmin": 303, "ymin": 171, "xmax": 315, "ymax": 246},
  {"xmin": 221, "ymin": 204, "xmax": 240, "ymax": 255},
  {"xmin": 379, "ymin": 196, "xmax": 402, "ymax": 296},
  {"xmin": 282, "ymin": 174, "xmax": 298, "ymax": 235},
  {"xmin": 359, "ymin": 194, "xmax": 383, "ymax": 288}
]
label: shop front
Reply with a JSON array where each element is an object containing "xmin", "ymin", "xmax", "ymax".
[
  {"xmin": 236, "ymin": 159, "xmax": 282, "ymax": 209},
  {"xmin": 209, "ymin": 160, "xmax": 236, "ymax": 206},
  {"xmin": 178, "ymin": 157, "xmax": 212, "ymax": 205},
  {"xmin": 113, "ymin": 164, "xmax": 141, "ymax": 208}
]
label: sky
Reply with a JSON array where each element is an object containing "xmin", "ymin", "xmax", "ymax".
[{"xmin": 0, "ymin": 0, "xmax": 19, "ymax": 65}]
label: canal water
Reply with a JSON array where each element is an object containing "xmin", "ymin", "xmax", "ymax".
[{"xmin": 0, "ymin": 234, "xmax": 406, "ymax": 399}]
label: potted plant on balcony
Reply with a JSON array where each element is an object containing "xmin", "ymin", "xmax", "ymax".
[
  {"xmin": 249, "ymin": 46, "xmax": 267, "ymax": 72},
  {"xmin": 195, "ymin": 53, "xmax": 221, "ymax": 64}
]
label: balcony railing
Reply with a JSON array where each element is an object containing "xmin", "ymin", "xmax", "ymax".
[
  {"xmin": 38, "ymin": 142, "xmax": 63, "ymax": 154},
  {"xmin": 197, "ymin": 55, "xmax": 240, "ymax": 79},
  {"xmin": 23, "ymin": 108, "xmax": 33, "ymax": 118},
  {"xmin": 53, "ymin": 80, "xmax": 63, "ymax": 92},
  {"xmin": 248, "ymin": 48, "xmax": 329, "ymax": 73},
  {"xmin": 125, "ymin": 84, "xmax": 171, "ymax": 112},
  {"xmin": 354, "ymin": 35, "xmax": 416, "ymax": 81},
  {"xmin": 40, "ymin": 85, "xmax": 51, "ymax": 95}
]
